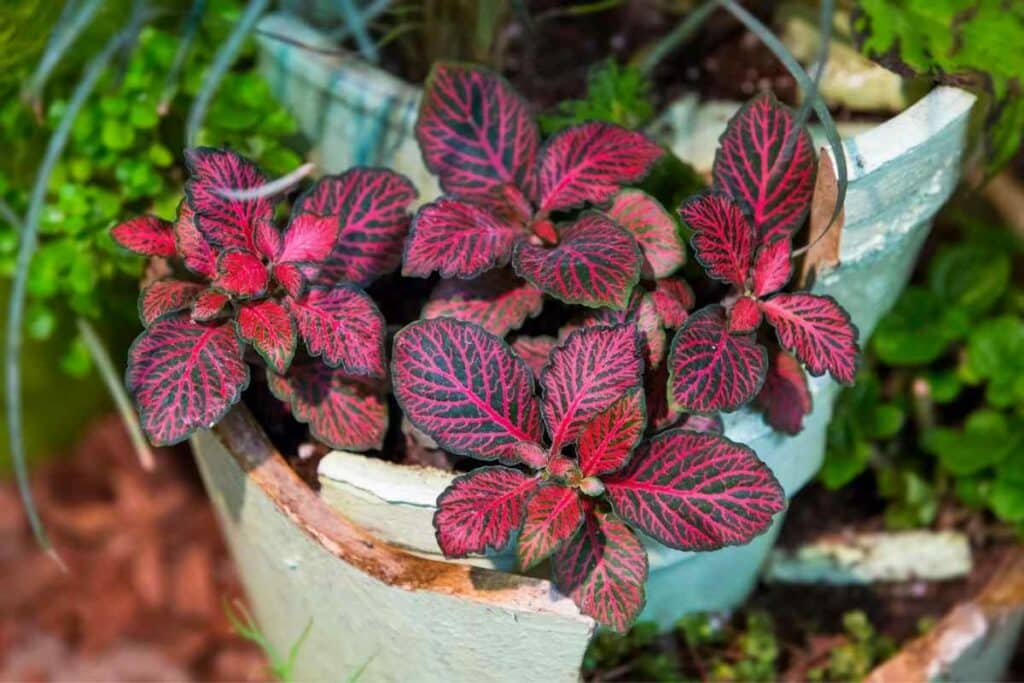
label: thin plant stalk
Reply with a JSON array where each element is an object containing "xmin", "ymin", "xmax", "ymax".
[
  {"xmin": 158, "ymin": 0, "xmax": 208, "ymax": 115},
  {"xmin": 112, "ymin": 0, "xmax": 151, "ymax": 87},
  {"xmin": 335, "ymin": 0, "xmax": 379, "ymax": 63},
  {"xmin": 792, "ymin": 0, "xmax": 834, "ymax": 132},
  {"xmin": 329, "ymin": 0, "xmax": 392, "ymax": 41},
  {"xmin": 5, "ymin": 28, "xmax": 132, "ymax": 565},
  {"xmin": 76, "ymin": 317, "xmax": 155, "ymax": 471},
  {"xmin": 186, "ymin": 0, "xmax": 270, "ymax": 147},
  {"xmin": 715, "ymin": 0, "xmax": 847, "ymax": 249},
  {"xmin": 21, "ymin": 0, "xmax": 104, "ymax": 110},
  {"xmin": 637, "ymin": 0, "xmax": 716, "ymax": 76},
  {"xmin": 0, "ymin": 200, "xmax": 22, "ymax": 232}
]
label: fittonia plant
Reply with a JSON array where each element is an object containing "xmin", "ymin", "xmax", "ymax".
[
  {"xmin": 113, "ymin": 148, "xmax": 415, "ymax": 447},
  {"xmin": 114, "ymin": 64, "xmax": 861, "ymax": 635},
  {"xmin": 391, "ymin": 318, "xmax": 785, "ymax": 631}
]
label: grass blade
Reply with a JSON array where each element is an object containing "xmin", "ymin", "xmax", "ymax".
[
  {"xmin": 5, "ymin": 26, "xmax": 132, "ymax": 565},
  {"xmin": 716, "ymin": 0, "xmax": 847, "ymax": 246},
  {"xmin": 186, "ymin": 0, "xmax": 270, "ymax": 147},
  {"xmin": 335, "ymin": 0, "xmax": 379, "ymax": 63},
  {"xmin": 158, "ymin": 0, "xmax": 208, "ymax": 115},
  {"xmin": 637, "ymin": 0, "xmax": 716, "ymax": 76},
  {"xmin": 76, "ymin": 317, "xmax": 155, "ymax": 471},
  {"xmin": 21, "ymin": 0, "xmax": 104, "ymax": 111}
]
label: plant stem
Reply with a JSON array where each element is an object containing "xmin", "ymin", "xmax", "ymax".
[
  {"xmin": 21, "ymin": 0, "xmax": 104, "ymax": 112},
  {"xmin": 335, "ymin": 0, "xmax": 379, "ymax": 63},
  {"xmin": 76, "ymin": 317, "xmax": 155, "ymax": 471},
  {"xmin": 186, "ymin": 0, "xmax": 270, "ymax": 147},
  {"xmin": 0, "ymin": 200, "xmax": 23, "ymax": 232},
  {"xmin": 5, "ymin": 27, "xmax": 132, "ymax": 565},
  {"xmin": 714, "ymin": 0, "xmax": 848, "ymax": 254},
  {"xmin": 158, "ymin": 0, "xmax": 208, "ymax": 115},
  {"xmin": 637, "ymin": 0, "xmax": 716, "ymax": 76}
]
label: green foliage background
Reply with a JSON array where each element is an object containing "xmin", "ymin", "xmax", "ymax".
[
  {"xmin": 823, "ymin": 207, "xmax": 1024, "ymax": 532},
  {"xmin": 0, "ymin": 0, "xmax": 303, "ymax": 469}
]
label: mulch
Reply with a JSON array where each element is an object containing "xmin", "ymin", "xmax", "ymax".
[{"xmin": 0, "ymin": 415, "xmax": 269, "ymax": 682}]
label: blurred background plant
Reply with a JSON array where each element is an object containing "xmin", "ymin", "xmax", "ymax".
[
  {"xmin": 822, "ymin": 205, "xmax": 1024, "ymax": 535},
  {"xmin": 0, "ymin": 0, "xmax": 303, "ymax": 472}
]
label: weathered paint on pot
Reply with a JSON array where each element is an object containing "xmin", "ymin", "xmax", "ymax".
[{"xmin": 192, "ymin": 408, "xmax": 594, "ymax": 683}]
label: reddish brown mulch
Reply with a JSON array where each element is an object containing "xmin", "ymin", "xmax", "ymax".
[{"xmin": 0, "ymin": 415, "xmax": 269, "ymax": 682}]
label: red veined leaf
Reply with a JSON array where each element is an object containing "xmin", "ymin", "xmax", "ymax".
[
  {"xmin": 649, "ymin": 277, "xmax": 695, "ymax": 329},
  {"xmin": 537, "ymin": 122, "xmax": 662, "ymax": 213},
  {"xmin": 112, "ymin": 215, "xmax": 177, "ymax": 257},
  {"xmin": 606, "ymin": 190, "xmax": 684, "ymax": 279},
  {"xmin": 278, "ymin": 213, "xmax": 338, "ymax": 265},
  {"xmin": 392, "ymin": 318, "xmax": 544, "ymax": 465},
  {"xmin": 139, "ymin": 279, "xmax": 204, "ymax": 327},
  {"xmin": 760, "ymin": 293, "xmax": 858, "ymax": 384},
  {"xmin": 513, "ymin": 212, "xmax": 641, "ymax": 309},
  {"xmin": 578, "ymin": 388, "xmax": 646, "ymax": 477},
  {"xmin": 680, "ymin": 413, "xmax": 725, "ymax": 434},
  {"xmin": 605, "ymin": 429, "xmax": 785, "ymax": 551},
  {"xmin": 184, "ymin": 147, "xmax": 273, "ymax": 252},
  {"xmin": 680, "ymin": 193, "xmax": 753, "ymax": 288},
  {"xmin": 213, "ymin": 250, "xmax": 269, "ymax": 298},
  {"xmin": 255, "ymin": 221, "xmax": 282, "ymax": 262},
  {"xmin": 126, "ymin": 315, "xmax": 249, "ymax": 446},
  {"xmin": 552, "ymin": 510, "xmax": 647, "ymax": 633},
  {"xmin": 272, "ymin": 263, "xmax": 305, "ymax": 299},
  {"xmin": 286, "ymin": 284, "xmax": 385, "ymax": 378},
  {"xmin": 752, "ymin": 237, "xmax": 792, "ymax": 297},
  {"xmin": 422, "ymin": 271, "xmax": 543, "ymax": 337},
  {"xmin": 297, "ymin": 169, "xmax": 417, "ymax": 286},
  {"xmin": 668, "ymin": 305, "xmax": 767, "ymax": 413},
  {"xmin": 728, "ymin": 296, "xmax": 762, "ymax": 334},
  {"xmin": 268, "ymin": 363, "xmax": 387, "ymax": 451},
  {"xmin": 416, "ymin": 63, "xmax": 539, "ymax": 201},
  {"xmin": 511, "ymin": 335, "xmax": 557, "ymax": 380},
  {"xmin": 174, "ymin": 200, "xmax": 217, "ymax": 279},
  {"xmin": 517, "ymin": 482, "xmax": 585, "ymax": 570},
  {"xmin": 712, "ymin": 93, "xmax": 816, "ymax": 243},
  {"xmin": 236, "ymin": 299, "xmax": 296, "ymax": 374},
  {"xmin": 404, "ymin": 198, "xmax": 524, "ymax": 279},
  {"xmin": 581, "ymin": 292, "xmax": 665, "ymax": 369},
  {"xmin": 192, "ymin": 289, "xmax": 230, "ymax": 322},
  {"xmin": 434, "ymin": 466, "xmax": 539, "ymax": 557},
  {"xmin": 541, "ymin": 324, "xmax": 643, "ymax": 452},
  {"xmin": 756, "ymin": 351, "xmax": 812, "ymax": 435}
]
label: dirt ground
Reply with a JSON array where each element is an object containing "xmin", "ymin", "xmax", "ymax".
[{"xmin": 0, "ymin": 416, "xmax": 270, "ymax": 682}]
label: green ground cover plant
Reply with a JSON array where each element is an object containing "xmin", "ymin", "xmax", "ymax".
[{"xmin": 823, "ymin": 208, "xmax": 1024, "ymax": 532}]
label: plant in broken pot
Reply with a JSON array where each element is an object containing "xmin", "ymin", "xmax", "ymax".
[{"xmin": 113, "ymin": 61, "xmax": 860, "ymax": 635}]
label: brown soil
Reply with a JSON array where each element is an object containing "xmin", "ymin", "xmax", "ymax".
[{"xmin": 0, "ymin": 416, "xmax": 268, "ymax": 682}]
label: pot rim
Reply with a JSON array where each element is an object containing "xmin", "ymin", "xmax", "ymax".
[{"xmin": 207, "ymin": 404, "xmax": 592, "ymax": 623}]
